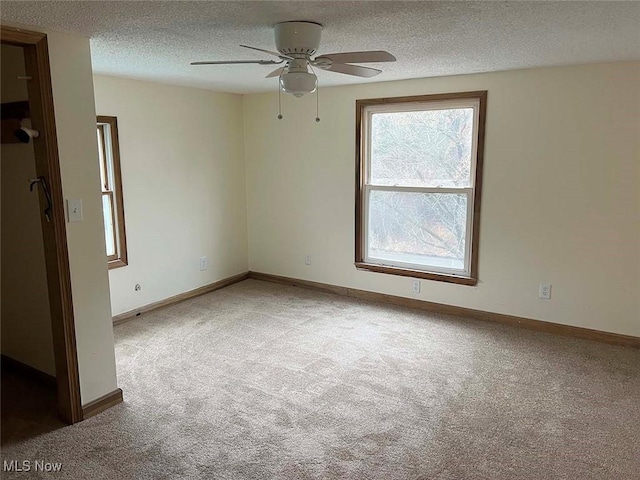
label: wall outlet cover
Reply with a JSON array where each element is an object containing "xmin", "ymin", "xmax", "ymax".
[{"xmin": 539, "ymin": 282, "xmax": 552, "ymax": 299}]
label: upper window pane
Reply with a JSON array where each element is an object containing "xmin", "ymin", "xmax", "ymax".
[
  {"xmin": 97, "ymin": 126, "xmax": 109, "ymax": 191},
  {"xmin": 370, "ymin": 107, "xmax": 474, "ymax": 188}
]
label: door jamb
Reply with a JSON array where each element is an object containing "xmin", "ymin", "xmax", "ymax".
[{"xmin": 1, "ymin": 25, "xmax": 83, "ymax": 424}]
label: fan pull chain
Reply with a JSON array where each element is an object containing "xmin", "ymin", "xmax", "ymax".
[
  {"xmin": 315, "ymin": 83, "xmax": 320, "ymax": 123},
  {"xmin": 277, "ymin": 75, "xmax": 283, "ymax": 120},
  {"xmin": 310, "ymin": 64, "xmax": 320, "ymax": 123}
]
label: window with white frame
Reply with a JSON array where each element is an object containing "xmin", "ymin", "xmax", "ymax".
[
  {"xmin": 355, "ymin": 92, "xmax": 487, "ymax": 285},
  {"xmin": 96, "ymin": 116, "xmax": 128, "ymax": 269}
]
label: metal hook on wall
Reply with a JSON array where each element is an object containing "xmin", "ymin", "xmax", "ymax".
[{"xmin": 29, "ymin": 176, "xmax": 53, "ymax": 222}]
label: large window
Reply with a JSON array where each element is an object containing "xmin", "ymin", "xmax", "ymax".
[
  {"xmin": 355, "ymin": 92, "xmax": 487, "ymax": 285},
  {"xmin": 96, "ymin": 115, "xmax": 128, "ymax": 269}
]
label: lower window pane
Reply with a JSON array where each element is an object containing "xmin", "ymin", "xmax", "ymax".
[
  {"xmin": 368, "ymin": 191, "xmax": 468, "ymax": 271},
  {"xmin": 102, "ymin": 193, "xmax": 116, "ymax": 257}
]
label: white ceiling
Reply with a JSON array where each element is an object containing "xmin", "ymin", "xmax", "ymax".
[{"xmin": 2, "ymin": 1, "xmax": 639, "ymax": 94}]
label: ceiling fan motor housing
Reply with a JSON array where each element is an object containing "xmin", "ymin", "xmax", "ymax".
[{"xmin": 275, "ymin": 21, "xmax": 322, "ymax": 57}]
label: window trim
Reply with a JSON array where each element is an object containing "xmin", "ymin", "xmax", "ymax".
[
  {"xmin": 97, "ymin": 115, "xmax": 128, "ymax": 270},
  {"xmin": 355, "ymin": 91, "xmax": 487, "ymax": 286}
]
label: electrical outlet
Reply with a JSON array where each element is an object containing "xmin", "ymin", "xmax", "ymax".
[
  {"xmin": 411, "ymin": 280, "xmax": 421, "ymax": 293},
  {"xmin": 305, "ymin": 254, "xmax": 312, "ymax": 265},
  {"xmin": 199, "ymin": 256, "xmax": 208, "ymax": 271},
  {"xmin": 539, "ymin": 282, "xmax": 551, "ymax": 299}
]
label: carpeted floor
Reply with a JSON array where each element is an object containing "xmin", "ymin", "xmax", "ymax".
[{"xmin": 2, "ymin": 278, "xmax": 639, "ymax": 479}]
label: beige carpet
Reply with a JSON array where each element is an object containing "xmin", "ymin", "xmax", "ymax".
[{"xmin": 2, "ymin": 279, "xmax": 639, "ymax": 479}]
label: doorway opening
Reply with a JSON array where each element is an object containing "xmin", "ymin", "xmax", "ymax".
[{"xmin": 1, "ymin": 26, "xmax": 82, "ymax": 430}]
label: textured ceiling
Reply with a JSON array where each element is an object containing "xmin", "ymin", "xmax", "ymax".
[{"xmin": 2, "ymin": 1, "xmax": 639, "ymax": 94}]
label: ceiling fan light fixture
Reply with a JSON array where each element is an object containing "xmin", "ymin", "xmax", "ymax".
[
  {"xmin": 280, "ymin": 71, "xmax": 317, "ymax": 97},
  {"xmin": 191, "ymin": 19, "xmax": 395, "ymax": 101}
]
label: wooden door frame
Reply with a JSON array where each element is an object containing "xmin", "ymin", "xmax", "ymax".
[{"xmin": 1, "ymin": 25, "xmax": 83, "ymax": 424}]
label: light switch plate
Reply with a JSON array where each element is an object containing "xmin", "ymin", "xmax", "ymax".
[{"xmin": 67, "ymin": 199, "xmax": 83, "ymax": 222}]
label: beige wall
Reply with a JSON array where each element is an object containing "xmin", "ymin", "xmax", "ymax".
[
  {"xmin": 1, "ymin": 44, "xmax": 56, "ymax": 376},
  {"xmin": 244, "ymin": 61, "xmax": 640, "ymax": 337},
  {"xmin": 92, "ymin": 75, "xmax": 248, "ymax": 316},
  {"xmin": 45, "ymin": 31, "xmax": 118, "ymax": 404}
]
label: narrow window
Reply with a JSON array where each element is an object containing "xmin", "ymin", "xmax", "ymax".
[
  {"xmin": 96, "ymin": 116, "xmax": 128, "ymax": 269},
  {"xmin": 355, "ymin": 92, "xmax": 487, "ymax": 285}
]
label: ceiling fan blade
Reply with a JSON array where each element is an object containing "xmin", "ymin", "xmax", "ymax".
[
  {"xmin": 325, "ymin": 63, "xmax": 382, "ymax": 78},
  {"xmin": 265, "ymin": 66, "xmax": 286, "ymax": 78},
  {"xmin": 316, "ymin": 51, "xmax": 396, "ymax": 64},
  {"xmin": 239, "ymin": 45, "xmax": 294, "ymax": 61},
  {"xmin": 191, "ymin": 60, "xmax": 282, "ymax": 66}
]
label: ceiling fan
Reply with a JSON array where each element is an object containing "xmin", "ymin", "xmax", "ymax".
[{"xmin": 191, "ymin": 21, "xmax": 396, "ymax": 99}]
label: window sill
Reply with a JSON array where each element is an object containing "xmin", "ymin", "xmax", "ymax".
[
  {"xmin": 354, "ymin": 262, "xmax": 477, "ymax": 286},
  {"xmin": 108, "ymin": 258, "xmax": 128, "ymax": 270}
]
